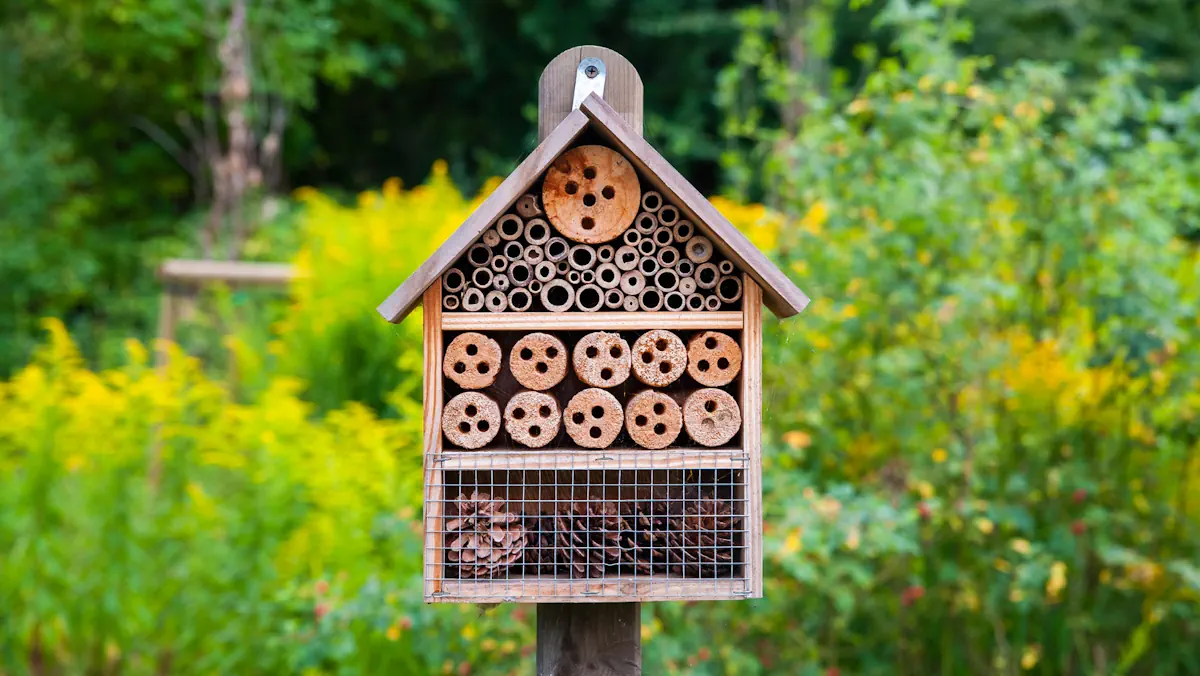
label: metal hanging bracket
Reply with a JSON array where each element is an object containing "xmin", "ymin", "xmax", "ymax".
[{"xmin": 571, "ymin": 57, "xmax": 606, "ymax": 110}]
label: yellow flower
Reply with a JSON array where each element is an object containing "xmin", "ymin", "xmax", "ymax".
[
  {"xmin": 1046, "ymin": 561, "xmax": 1067, "ymax": 600},
  {"xmin": 915, "ymin": 481, "xmax": 934, "ymax": 499},
  {"xmin": 481, "ymin": 639, "xmax": 497, "ymax": 652},
  {"xmin": 847, "ymin": 99, "xmax": 870, "ymax": 115},
  {"xmin": 461, "ymin": 624, "xmax": 477, "ymax": 641},
  {"xmin": 918, "ymin": 250, "xmax": 932, "ymax": 265},
  {"xmin": 841, "ymin": 305, "xmax": 859, "ymax": 320},
  {"xmin": 975, "ymin": 518, "xmax": 995, "ymax": 535},
  {"xmin": 918, "ymin": 74, "xmax": 937, "ymax": 92},
  {"xmin": 782, "ymin": 529, "xmax": 803, "ymax": 555},
  {"xmin": 931, "ymin": 448, "xmax": 947, "ymax": 463},
  {"xmin": 965, "ymin": 84, "xmax": 984, "ymax": 100},
  {"xmin": 1010, "ymin": 539, "xmax": 1032, "ymax": 555},
  {"xmin": 942, "ymin": 81, "xmax": 959, "ymax": 95},
  {"xmin": 386, "ymin": 624, "xmax": 401, "ymax": 641},
  {"xmin": 845, "ymin": 525, "xmax": 862, "ymax": 551},
  {"xmin": 382, "ymin": 176, "xmax": 403, "ymax": 200},
  {"xmin": 815, "ymin": 497, "xmax": 843, "ymax": 522},
  {"xmin": 1009, "ymin": 588, "xmax": 1024, "ymax": 603},
  {"xmin": 783, "ymin": 430, "xmax": 812, "ymax": 450},
  {"xmin": 993, "ymin": 115, "xmax": 1008, "ymax": 129},
  {"xmin": 894, "ymin": 91, "xmax": 914, "ymax": 103},
  {"xmin": 1014, "ymin": 101, "xmax": 1036, "ymax": 119},
  {"xmin": 1021, "ymin": 645, "xmax": 1041, "ymax": 670},
  {"xmin": 800, "ymin": 200, "xmax": 829, "ymax": 235}
]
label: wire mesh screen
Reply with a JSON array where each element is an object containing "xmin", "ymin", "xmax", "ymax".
[{"xmin": 424, "ymin": 457, "xmax": 750, "ymax": 602}]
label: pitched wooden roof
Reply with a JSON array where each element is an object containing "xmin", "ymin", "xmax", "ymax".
[{"xmin": 377, "ymin": 93, "xmax": 810, "ymax": 323}]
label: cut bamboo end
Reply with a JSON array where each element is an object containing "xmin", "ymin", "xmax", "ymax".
[
  {"xmin": 485, "ymin": 289, "xmax": 508, "ymax": 312},
  {"xmin": 622, "ymin": 229, "xmax": 641, "ymax": 246},
  {"xmin": 545, "ymin": 237, "xmax": 570, "ymax": 262},
  {"xmin": 679, "ymin": 277, "xmax": 697, "ymax": 295},
  {"xmin": 497, "ymin": 214, "xmax": 525, "ymax": 241},
  {"xmin": 625, "ymin": 390, "xmax": 682, "ymax": 450},
  {"xmin": 516, "ymin": 194, "xmax": 543, "ymax": 219},
  {"xmin": 462, "ymin": 287, "xmax": 485, "ymax": 312},
  {"xmin": 657, "ymin": 204, "xmax": 680, "ymax": 227},
  {"xmin": 595, "ymin": 263, "xmax": 621, "ymax": 289},
  {"xmin": 615, "ymin": 245, "xmax": 640, "ymax": 271},
  {"xmin": 492, "ymin": 275, "xmax": 510, "ymax": 292},
  {"xmin": 443, "ymin": 268, "xmax": 467, "ymax": 293},
  {"xmin": 504, "ymin": 391, "xmax": 561, "ymax": 448},
  {"xmin": 619, "ymin": 270, "xmax": 645, "ymax": 296},
  {"xmin": 541, "ymin": 279, "xmax": 575, "ymax": 312},
  {"xmin": 564, "ymin": 388, "xmax": 624, "ymax": 448},
  {"xmin": 684, "ymin": 389, "xmax": 742, "ymax": 447},
  {"xmin": 631, "ymin": 329, "xmax": 686, "ymax": 387},
  {"xmin": 443, "ymin": 332, "xmax": 502, "ymax": 389},
  {"xmin": 672, "ymin": 220, "xmax": 695, "ymax": 243},
  {"xmin": 596, "ymin": 245, "xmax": 615, "ymax": 263},
  {"xmin": 685, "ymin": 293, "xmax": 704, "ymax": 311},
  {"xmin": 663, "ymin": 291, "xmax": 686, "ymax": 312},
  {"xmin": 656, "ymin": 246, "xmax": 680, "ymax": 269},
  {"xmin": 717, "ymin": 276, "xmax": 743, "ymax": 304},
  {"xmin": 508, "ymin": 261, "xmax": 532, "ymax": 287},
  {"xmin": 687, "ymin": 331, "xmax": 743, "ymax": 387},
  {"xmin": 525, "ymin": 219, "xmax": 551, "ymax": 245},
  {"xmin": 637, "ymin": 287, "xmax": 663, "ymax": 312},
  {"xmin": 641, "ymin": 190, "xmax": 663, "ymax": 213},
  {"xmin": 443, "ymin": 392, "xmax": 501, "ymax": 449},
  {"xmin": 471, "ymin": 267, "xmax": 494, "ymax": 289},
  {"xmin": 634, "ymin": 211, "xmax": 658, "ymax": 235},
  {"xmin": 443, "ymin": 294, "xmax": 461, "ymax": 311},
  {"xmin": 575, "ymin": 284, "xmax": 604, "ymax": 312},
  {"xmin": 704, "ymin": 295, "xmax": 721, "ymax": 311},
  {"xmin": 686, "ymin": 236, "xmax": 713, "ymax": 264},
  {"xmin": 489, "ymin": 256, "xmax": 509, "ymax": 274},
  {"xmin": 695, "ymin": 263, "xmax": 719, "ymax": 290},
  {"xmin": 568, "ymin": 244, "xmax": 597, "ymax": 270},
  {"xmin": 676, "ymin": 259, "xmax": 695, "ymax": 278},
  {"xmin": 573, "ymin": 331, "xmax": 632, "ymax": 388},
  {"xmin": 603, "ymin": 288, "xmax": 625, "ymax": 309},
  {"xmin": 468, "ymin": 243, "xmax": 492, "ymax": 267},
  {"xmin": 534, "ymin": 261, "xmax": 556, "ymax": 283},
  {"xmin": 510, "ymin": 332, "xmax": 568, "ymax": 390}
]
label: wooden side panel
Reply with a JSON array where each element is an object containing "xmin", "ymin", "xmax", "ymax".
[
  {"xmin": 538, "ymin": 45, "xmax": 643, "ymax": 142},
  {"xmin": 579, "ymin": 94, "xmax": 809, "ymax": 319},
  {"xmin": 742, "ymin": 274, "xmax": 764, "ymax": 598},
  {"xmin": 423, "ymin": 280, "xmax": 445, "ymax": 598}
]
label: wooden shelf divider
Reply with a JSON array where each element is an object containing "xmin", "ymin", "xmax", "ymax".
[
  {"xmin": 441, "ymin": 311, "xmax": 743, "ymax": 332},
  {"xmin": 432, "ymin": 577, "xmax": 752, "ymax": 604},
  {"xmin": 435, "ymin": 448, "xmax": 747, "ymax": 471}
]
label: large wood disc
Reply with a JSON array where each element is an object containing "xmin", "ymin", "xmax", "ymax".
[{"xmin": 542, "ymin": 145, "xmax": 640, "ymax": 243}]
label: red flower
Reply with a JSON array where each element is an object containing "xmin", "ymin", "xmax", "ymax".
[
  {"xmin": 826, "ymin": 668, "xmax": 841, "ymax": 676},
  {"xmin": 1072, "ymin": 489, "xmax": 1087, "ymax": 504},
  {"xmin": 698, "ymin": 647, "xmax": 712, "ymax": 661},
  {"xmin": 314, "ymin": 603, "xmax": 330, "ymax": 622},
  {"xmin": 1071, "ymin": 520, "xmax": 1087, "ymax": 536},
  {"xmin": 918, "ymin": 502, "xmax": 932, "ymax": 521},
  {"xmin": 901, "ymin": 585, "xmax": 926, "ymax": 607}
]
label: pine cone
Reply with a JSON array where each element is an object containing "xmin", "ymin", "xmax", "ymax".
[
  {"xmin": 445, "ymin": 491, "xmax": 526, "ymax": 579},
  {"xmin": 556, "ymin": 499, "xmax": 630, "ymax": 578},
  {"xmin": 665, "ymin": 497, "xmax": 740, "ymax": 578},
  {"xmin": 521, "ymin": 514, "xmax": 560, "ymax": 575}
]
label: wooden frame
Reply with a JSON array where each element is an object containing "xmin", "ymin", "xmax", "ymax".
[{"xmin": 422, "ymin": 280, "xmax": 445, "ymax": 597}]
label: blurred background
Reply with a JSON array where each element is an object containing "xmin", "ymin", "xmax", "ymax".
[{"xmin": 2, "ymin": 0, "xmax": 1199, "ymax": 674}]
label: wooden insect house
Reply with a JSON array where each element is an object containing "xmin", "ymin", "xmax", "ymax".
[{"xmin": 377, "ymin": 47, "xmax": 808, "ymax": 604}]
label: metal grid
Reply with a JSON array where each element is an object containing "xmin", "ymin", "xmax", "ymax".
[{"xmin": 424, "ymin": 454, "xmax": 750, "ymax": 602}]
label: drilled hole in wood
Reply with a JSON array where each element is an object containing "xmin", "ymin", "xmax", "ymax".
[
  {"xmin": 705, "ymin": 400, "xmax": 717, "ymax": 413},
  {"xmin": 655, "ymin": 339, "xmax": 667, "ymax": 350},
  {"xmin": 659, "ymin": 361, "xmax": 671, "ymax": 373},
  {"xmin": 602, "ymin": 186, "xmax": 615, "ymax": 199},
  {"xmin": 529, "ymin": 425, "xmax": 541, "ymax": 437},
  {"xmin": 512, "ymin": 407, "xmax": 526, "ymax": 420},
  {"xmin": 477, "ymin": 362, "xmax": 490, "ymax": 374},
  {"xmin": 581, "ymin": 217, "xmax": 595, "ymax": 230},
  {"xmin": 635, "ymin": 415, "xmax": 648, "ymax": 427},
  {"xmin": 653, "ymin": 403, "xmax": 665, "ymax": 415},
  {"xmin": 654, "ymin": 423, "xmax": 667, "ymax": 435},
  {"xmin": 705, "ymin": 337, "xmax": 718, "ymax": 349},
  {"xmin": 458, "ymin": 422, "xmax": 470, "ymax": 433},
  {"xmin": 454, "ymin": 362, "xmax": 466, "ymax": 373},
  {"xmin": 536, "ymin": 362, "xmax": 548, "ymax": 373},
  {"xmin": 520, "ymin": 348, "xmax": 533, "ymax": 360},
  {"xmin": 591, "ymin": 406, "xmax": 604, "ymax": 419},
  {"xmin": 565, "ymin": 181, "xmax": 578, "ymax": 195},
  {"xmin": 589, "ymin": 426, "xmax": 602, "ymax": 438},
  {"xmin": 718, "ymin": 357, "xmax": 730, "ymax": 369},
  {"xmin": 465, "ymin": 405, "xmax": 478, "ymax": 417},
  {"xmin": 539, "ymin": 405, "xmax": 552, "ymax": 417},
  {"xmin": 572, "ymin": 412, "xmax": 585, "ymax": 424},
  {"xmin": 477, "ymin": 420, "xmax": 490, "ymax": 432},
  {"xmin": 641, "ymin": 352, "xmax": 653, "ymax": 364},
  {"xmin": 609, "ymin": 345, "xmax": 622, "ymax": 358},
  {"xmin": 698, "ymin": 359, "xmax": 710, "ymax": 372},
  {"xmin": 583, "ymin": 167, "xmax": 597, "ymax": 179},
  {"xmin": 546, "ymin": 346, "xmax": 559, "ymax": 358},
  {"xmin": 466, "ymin": 344, "xmax": 478, "ymax": 356},
  {"xmin": 586, "ymin": 346, "xmax": 599, "ymax": 358},
  {"xmin": 583, "ymin": 193, "xmax": 597, "ymax": 207},
  {"xmin": 601, "ymin": 367, "xmax": 613, "ymax": 380}
]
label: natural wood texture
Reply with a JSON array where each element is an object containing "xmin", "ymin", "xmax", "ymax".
[
  {"xmin": 441, "ymin": 311, "xmax": 743, "ymax": 332},
  {"xmin": 538, "ymin": 46, "xmax": 643, "ymax": 142},
  {"xmin": 158, "ymin": 259, "xmax": 297, "ymax": 285},
  {"xmin": 537, "ymin": 603, "xmax": 641, "ymax": 676},
  {"xmin": 742, "ymin": 274, "xmax": 764, "ymax": 598},
  {"xmin": 435, "ymin": 449, "xmax": 748, "ymax": 471},
  {"xmin": 377, "ymin": 109, "xmax": 590, "ymax": 323},
  {"xmin": 422, "ymin": 281, "xmax": 445, "ymax": 596},
  {"xmin": 433, "ymin": 577, "xmax": 751, "ymax": 604},
  {"xmin": 578, "ymin": 93, "xmax": 810, "ymax": 319},
  {"xmin": 543, "ymin": 145, "xmax": 641, "ymax": 243}
]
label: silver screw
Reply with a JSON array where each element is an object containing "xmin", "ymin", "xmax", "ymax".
[{"xmin": 585, "ymin": 65, "xmax": 599, "ymax": 78}]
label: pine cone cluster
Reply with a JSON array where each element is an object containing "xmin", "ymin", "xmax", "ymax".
[{"xmin": 447, "ymin": 492, "xmax": 741, "ymax": 580}]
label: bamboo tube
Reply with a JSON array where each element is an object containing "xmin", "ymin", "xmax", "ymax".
[
  {"xmin": 657, "ymin": 204, "xmax": 680, "ymax": 227},
  {"xmin": 545, "ymin": 237, "xmax": 570, "ymax": 262},
  {"xmin": 489, "ymin": 255, "xmax": 509, "ymax": 274},
  {"xmin": 467, "ymin": 243, "xmax": 492, "ymax": 267},
  {"xmin": 685, "ymin": 293, "xmax": 704, "ymax": 311},
  {"xmin": 718, "ymin": 260, "xmax": 735, "ymax": 275},
  {"xmin": 603, "ymin": 288, "xmax": 624, "ymax": 309},
  {"xmin": 685, "ymin": 236, "xmax": 713, "ymax": 264},
  {"xmin": 656, "ymin": 246, "xmax": 679, "ymax": 269},
  {"xmin": 508, "ymin": 260, "xmax": 533, "ymax": 287},
  {"xmin": 525, "ymin": 218, "xmax": 551, "ymax": 245},
  {"xmin": 492, "ymin": 274, "xmax": 510, "ymax": 292},
  {"xmin": 442, "ymin": 268, "xmax": 466, "ymax": 293},
  {"xmin": 497, "ymin": 214, "xmax": 524, "ymax": 241},
  {"xmin": 507, "ymin": 287, "xmax": 533, "ymax": 312},
  {"xmin": 443, "ymin": 294, "xmax": 461, "ymax": 310},
  {"xmin": 637, "ymin": 287, "xmax": 663, "ymax": 312},
  {"xmin": 556, "ymin": 260, "xmax": 570, "ymax": 276},
  {"xmin": 622, "ymin": 229, "xmax": 641, "ymax": 246},
  {"xmin": 596, "ymin": 244, "xmax": 615, "ymax": 263},
  {"xmin": 471, "ymin": 267, "xmax": 494, "ymax": 289},
  {"xmin": 580, "ymin": 269, "xmax": 595, "ymax": 284},
  {"xmin": 676, "ymin": 259, "xmax": 695, "ymax": 278},
  {"xmin": 695, "ymin": 262, "xmax": 719, "ymax": 290},
  {"xmin": 638, "ymin": 255, "xmax": 659, "ymax": 278},
  {"xmin": 634, "ymin": 211, "xmax": 658, "ymax": 235},
  {"xmin": 679, "ymin": 277, "xmax": 698, "ymax": 295},
  {"xmin": 652, "ymin": 226, "xmax": 673, "ymax": 248},
  {"xmin": 654, "ymin": 268, "xmax": 680, "ymax": 292},
  {"xmin": 481, "ymin": 228, "xmax": 501, "ymax": 248},
  {"xmin": 704, "ymin": 295, "xmax": 721, "ymax": 311},
  {"xmin": 716, "ymin": 275, "xmax": 743, "ymax": 303},
  {"xmin": 534, "ymin": 261, "xmax": 556, "ymax": 283},
  {"xmin": 672, "ymin": 220, "xmax": 695, "ymax": 243},
  {"xmin": 637, "ymin": 238, "xmax": 656, "ymax": 257},
  {"xmin": 622, "ymin": 296, "xmax": 639, "ymax": 312},
  {"xmin": 529, "ymin": 279, "xmax": 543, "ymax": 294},
  {"xmin": 503, "ymin": 241, "xmax": 524, "ymax": 261},
  {"xmin": 663, "ymin": 291, "xmax": 686, "ymax": 312},
  {"xmin": 640, "ymin": 190, "xmax": 663, "ymax": 213},
  {"xmin": 516, "ymin": 194, "xmax": 543, "ymax": 219},
  {"xmin": 540, "ymin": 279, "xmax": 575, "ymax": 312},
  {"xmin": 619, "ymin": 270, "xmax": 646, "ymax": 296},
  {"xmin": 462, "ymin": 287, "xmax": 485, "ymax": 312},
  {"xmin": 574, "ymin": 284, "xmax": 604, "ymax": 312},
  {"xmin": 595, "ymin": 262, "xmax": 621, "ymax": 289},
  {"xmin": 567, "ymin": 270, "xmax": 581, "ymax": 284},
  {"xmin": 615, "ymin": 245, "xmax": 640, "ymax": 271},
  {"xmin": 485, "ymin": 290, "xmax": 508, "ymax": 312},
  {"xmin": 523, "ymin": 245, "xmax": 545, "ymax": 264},
  {"xmin": 568, "ymin": 244, "xmax": 597, "ymax": 270}
]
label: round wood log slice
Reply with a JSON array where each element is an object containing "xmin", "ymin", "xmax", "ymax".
[
  {"xmin": 443, "ymin": 392, "xmax": 501, "ymax": 449},
  {"xmin": 542, "ymin": 145, "xmax": 640, "ymax": 243},
  {"xmin": 510, "ymin": 332, "xmax": 568, "ymax": 390},
  {"xmin": 504, "ymin": 391, "xmax": 561, "ymax": 448},
  {"xmin": 573, "ymin": 331, "xmax": 632, "ymax": 388},
  {"xmin": 686, "ymin": 331, "xmax": 743, "ymax": 387},
  {"xmin": 443, "ymin": 332, "xmax": 502, "ymax": 389},
  {"xmin": 683, "ymin": 388, "xmax": 742, "ymax": 447},
  {"xmin": 631, "ymin": 329, "xmax": 687, "ymax": 387},
  {"xmin": 625, "ymin": 390, "xmax": 682, "ymax": 450},
  {"xmin": 564, "ymin": 388, "xmax": 624, "ymax": 449}
]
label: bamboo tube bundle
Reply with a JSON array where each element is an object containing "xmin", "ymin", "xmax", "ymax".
[
  {"xmin": 497, "ymin": 214, "xmax": 524, "ymax": 241},
  {"xmin": 634, "ymin": 212, "xmax": 658, "ymax": 235},
  {"xmin": 492, "ymin": 274, "xmax": 510, "ymax": 292},
  {"xmin": 523, "ymin": 245, "xmax": 545, "ymax": 264},
  {"xmin": 637, "ymin": 238, "xmax": 656, "ymax": 258},
  {"xmin": 490, "ymin": 255, "xmax": 509, "ymax": 275}
]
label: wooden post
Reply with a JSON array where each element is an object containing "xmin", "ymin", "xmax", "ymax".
[
  {"xmin": 535, "ymin": 47, "xmax": 644, "ymax": 675},
  {"xmin": 536, "ymin": 604, "xmax": 641, "ymax": 676}
]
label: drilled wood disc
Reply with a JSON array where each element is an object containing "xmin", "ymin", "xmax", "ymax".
[{"xmin": 542, "ymin": 145, "xmax": 640, "ymax": 243}]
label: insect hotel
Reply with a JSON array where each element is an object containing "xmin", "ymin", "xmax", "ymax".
[{"xmin": 377, "ymin": 48, "xmax": 808, "ymax": 605}]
